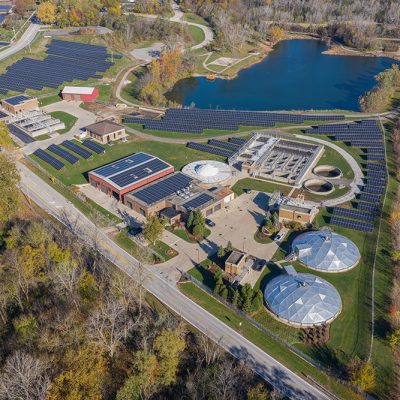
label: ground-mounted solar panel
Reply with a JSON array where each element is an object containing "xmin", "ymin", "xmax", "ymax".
[
  {"xmin": 366, "ymin": 170, "xmax": 386, "ymax": 180},
  {"xmin": 329, "ymin": 216, "xmax": 374, "ymax": 232},
  {"xmin": 208, "ymin": 139, "xmax": 239, "ymax": 152},
  {"xmin": 33, "ymin": 149, "xmax": 64, "ymax": 170},
  {"xmin": 356, "ymin": 201, "xmax": 380, "ymax": 213},
  {"xmin": 7, "ymin": 124, "xmax": 35, "ymax": 144},
  {"xmin": 358, "ymin": 192, "xmax": 382, "ymax": 204},
  {"xmin": 229, "ymin": 137, "xmax": 247, "ymax": 145},
  {"xmin": 61, "ymin": 140, "xmax": 92, "ymax": 159},
  {"xmin": 332, "ymin": 207, "xmax": 374, "ymax": 222},
  {"xmin": 362, "ymin": 185, "xmax": 385, "ymax": 195},
  {"xmin": 182, "ymin": 193, "xmax": 214, "ymax": 211},
  {"xmin": 82, "ymin": 140, "xmax": 105, "ymax": 154},
  {"xmin": 48, "ymin": 144, "xmax": 79, "ymax": 164},
  {"xmin": 187, "ymin": 142, "xmax": 233, "ymax": 158},
  {"xmin": 366, "ymin": 153, "xmax": 385, "ymax": 161},
  {"xmin": 364, "ymin": 178, "xmax": 386, "ymax": 187},
  {"xmin": 366, "ymin": 163, "xmax": 386, "ymax": 171}
]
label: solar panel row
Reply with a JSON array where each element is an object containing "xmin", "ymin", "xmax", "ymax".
[
  {"xmin": 330, "ymin": 216, "xmax": 374, "ymax": 232},
  {"xmin": 208, "ymin": 139, "xmax": 240, "ymax": 152},
  {"xmin": 82, "ymin": 140, "xmax": 105, "ymax": 154},
  {"xmin": 331, "ymin": 207, "xmax": 374, "ymax": 222},
  {"xmin": 358, "ymin": 192, "xmax": 382, "ymax": 203},
  {"xmin": 229, "ymin": 137, "xmax": 247, "ymax": 145},
  {"xmin": 7, "ymin": 124, "xmax": 35, "ymax": 144},
  {"xmin": 33, "ymin": 149, "xmax": 64, "ymax": 170},
  {"xmin": 48, "ymin": 144, "xmax": 79, "ymax": 164},
  {"xmin": 182, "ymin": 193, "xmax": 214, "ymax": 210},
  {"xmin": 61, "ymin": 140, "xmax": 92, "ymax": 159},
  {"xmin": 187, "ymin": 142, "xmax": 233, "ymax": 157}
]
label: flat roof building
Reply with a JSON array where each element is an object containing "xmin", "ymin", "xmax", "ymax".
[
  {"xmin": 85, "ymin": 119, "xmax": 127, "ymax": 144},
  {"xmin": 62, "ymin": 86, "xmax": 99, "ymax": 102},
  {"xmin": 225, "ymin": 250, "xmax": 247, "ymax": 275},
  {"xmin": 124, "ymin": 172, "xmax": 225, "ymax": 218},
  {"xmin": 2, "ymin": 95, "xmax": 38, "ymax": 115},
  {"xmin": 88, "ymin": 152, "xmax": 174, "ymax": 201}
]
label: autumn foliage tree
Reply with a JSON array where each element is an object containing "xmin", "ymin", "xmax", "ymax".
[{"xmin": 36, "ymin": 1, "xmax": 57, "ymax": 24}]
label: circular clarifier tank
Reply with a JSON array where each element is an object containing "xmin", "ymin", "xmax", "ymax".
[
  {"xmin": 313, "ymin": 165, "xmax": 342, "ymax": 179},
  {"xmin": 303, "ymin": 178, "xmax": 334, "ymax": 195}
]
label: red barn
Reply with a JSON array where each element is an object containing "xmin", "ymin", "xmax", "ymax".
[{"xmin": 61, "ymin": 86, "xmax": 99, "ymax": 102}]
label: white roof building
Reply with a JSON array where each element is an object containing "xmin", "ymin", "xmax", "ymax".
[
  {"xmin": 62, "ymin": 86, "xmax": 97, "ymax": 95},
  {"xmin": 182, "ymin": 160, "xmax": 233, "ymax": 185}
]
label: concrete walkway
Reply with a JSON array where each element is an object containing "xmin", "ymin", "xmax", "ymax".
[{"xmin": 294, "ymin": 134, "xmax": 364, "ymax": 206}]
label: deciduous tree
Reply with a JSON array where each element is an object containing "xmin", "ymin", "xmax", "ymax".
[{"xmin": 36, "ymin": 1, "xmax": 57, "ymax": 24}]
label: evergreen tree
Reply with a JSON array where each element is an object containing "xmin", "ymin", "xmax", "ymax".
[
  {"xmin": 231, "ymin": 289, "xmax": 239, "ymax": 307},
  {"xmin": 186, "ymin": 211, "xmax": 194, "ymax": 230},
  {"xmin": 217, "ymin": 245, "xmax": 226, "ymax": 258},
  {"xmin": 225, "ymin": 240, "xmax": 233, "ymax": 253},
  {"xmin": 219, "ymin": 286, "xmax": 228, "ymax": 300},
  {"xmin": 251, "ymin": 290, "xmax": 264, "ymax": 312},
  {"xmin": 240, "ymin": 283, "xmax": 254, "ymax": 313}
]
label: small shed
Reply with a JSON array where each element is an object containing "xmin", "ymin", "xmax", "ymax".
[
  {"xmin": 62, "ymin": 86, "xmax": 99, "ymax": 102},
  {"xmin": 225, "ymin": 250, "xmax": 247, "ymax": 275}
]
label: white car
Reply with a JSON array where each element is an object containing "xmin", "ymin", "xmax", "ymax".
[{"xmin": 274, "ymin": 231, "xmax": 285, "ymax": 242}]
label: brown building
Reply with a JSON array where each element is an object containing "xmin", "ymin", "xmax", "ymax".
[
  {"xmin": 225, "ymin": 251, "xmax": 247, "ymax": 275},
  {"xmin": 279, "ymin": 203, "xmax": 316, "ymax": 225},
  {"xmin": 124, "ymin": 172, "xmax": 226, "ymax": 218},
  {"xmin": 85, "ymin": 120, "xmax": 127, "ymax": 144},
  {"xmin": 2, "ymin": 95, "xmax": 39, "ymax": 115}
]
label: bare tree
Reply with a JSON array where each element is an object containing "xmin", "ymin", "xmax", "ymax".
[
  {"xmin": 87, "ymin": 296, "xmax": 136, "ymax": 357},
  {"xmin": 0, "ymin": 352, "xmax": 49, "ymax": 400},
  {"xmin": 197, "ymin": 335, "xmax": 222, "ymax": 366}
]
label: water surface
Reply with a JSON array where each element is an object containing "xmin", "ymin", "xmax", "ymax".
[{"xmin": 166, "ymin": 40, "xmax": 397, "ymax": 111}]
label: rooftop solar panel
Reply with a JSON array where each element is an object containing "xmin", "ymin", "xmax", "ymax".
[
  {"xmin": 93, "ymin": 153, "xmax": 153, "ymax": 178},
  {"xmin": 5, "ymin": 95, "xmax": 30, "ymax": 105},
  {"xmin": 182, "ymin": 193, "xmax": 214, "ymax": 211},
  {"xmin": 130, "ymin": 172, "xmax": 193, "ymax": 206}
]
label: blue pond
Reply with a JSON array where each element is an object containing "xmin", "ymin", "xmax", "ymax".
[{"xmin": 165, "ymin": 39, "xmax": 397, "ymax": 111}]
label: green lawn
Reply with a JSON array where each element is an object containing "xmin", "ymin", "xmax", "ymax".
[
  {"xmin": 39, "ymin": 94, "xmax": 62, "ymax": 107},
  {"xmin": 180, "ymin": 282, "xmax": 360, "ymax": 400},
  {"xmin": 113, "ymin": 232, "xmax": 155, "ymax": 263},
  {"xmin": 232, "ymin": 177, "xmax": 292, "ymax": 196},
  {"xmin": 49, "ymin": 111, "xmax": 78, "ymax": 134},
  {"xmin": 187, "ymin": 25, "xmax": 205, "ymax": 46},
  {"xmin": 23, "ymin": 159, "xmax": 121, "ymax": 226},
  {"xmin": 316, "ymin": 145, "xmax": 354, "ymax": 179},
  {"xmin": 153, "ymin": 240, "xmax": 178, "ymax": 262},
  {"xmin": 97, "ymin": 84, "xmax": 112, "ymax": 102},
  {"xmin": 183, "ymin": 13, "xmax": 209, "ymax": 26},
  {"xmin": 166, "ymin": 226, "xmax": 211, "ymax": 243},
  {"xmin": 29, "ymin": 136, "xmax": 226, "ymax": 186}
]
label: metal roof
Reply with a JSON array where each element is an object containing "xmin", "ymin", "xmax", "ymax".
[
  {"xmin": 89, "ymin": 152, "xmax": 173, "ymax": 191},
  {"xmin": 264, "ymin": 267, "xmax": 342, "ymax": 326},
  {"xmin": 292, "ymin": 230, "xmax": 360, "ymax": 272},
  {"xmin": 62, "ymin": 86, "xmax": 96, "ymax": 95}
]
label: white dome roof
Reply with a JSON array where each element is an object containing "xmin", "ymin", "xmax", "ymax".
[
  {"xmin": 292, "ymin": 230, "xmax": 360, "ymax": 272},
  {"xmin": 182, "ymin": 160, "xmax": 233, "ymax": 184},
  {"xmin": 196, "ymin": 163, "xmax": 219, "ymax": 177}
]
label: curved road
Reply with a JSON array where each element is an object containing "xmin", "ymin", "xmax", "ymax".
[
  {"xmin": 17, "ymin": 162, "xmax": 332, "ymax": 400},
  {"xmin": 0, "ymin": 23, "xmax": 40, "ymax": 62}
]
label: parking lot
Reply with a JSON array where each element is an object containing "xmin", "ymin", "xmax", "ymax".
[{"xmin": 207, "ymin": 192, "xmax": 278, "ymax": 260}]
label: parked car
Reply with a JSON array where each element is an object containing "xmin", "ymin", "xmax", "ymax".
[
  {"xmin": 205, "ymin": 218, "xmax": 215, "ymax": 227},
  {"xmin": 274, "ymin": 231, "xmax": 285, "ymax": 242}
]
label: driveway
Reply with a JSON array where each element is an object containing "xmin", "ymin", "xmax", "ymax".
[
  {"xmin": 22, "ymin": 101, "xmax": 97, "ymax": 154},
  {"xmin": 131, "ymin": 42, "xmax": 164, "ymax": 62}
]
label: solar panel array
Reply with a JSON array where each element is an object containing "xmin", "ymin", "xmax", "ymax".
[
  {"xmin": 356, "ymin": 201, "xmax": 380, "ymax": 213},
  {"xmin": 61, "ymin": 140, "xmax": 92, "ymax": 159},
  {"xmin": 131, "ymin": 173, "xmax": 193, "ymax": 205},
  {"xmin": 94, "ymin": 153, "xmax": 152, "ymax": 177},
  {"xmin": 358, "ymin": 193, "xmax": 382, "ymax": 203},
  {"xmin": 331, "ymin": 207, "xmax": 374, "ymax": 222},
  {"xmin": 82, "ymin": 140, "xmax": 105, "ymax": 154},
  {"xmin": 124, "ymin": 108, "xmax": 344, "ymax": 134},
  {"xmin": 187, "ymin": 142, "xmax": 234, "ymax": 158},
  {"xmin": 182, "ymin": 193, "xmax": 214, "ymax": 210},
  {"xmin": 330, "ymin": 216, "xmax": 374, "ymax": 232},
  {"xmin": 208, "ymin": 139, "xmax": 240, "ymax": 152},
  {"xmin": 0, "ymin": 40, "xmax": 115, "ymax": 95},
  {"xmin": 362, "ymin": 185, "xmax": 385, "ymax": 195},
  {"xmin": 33, "ymin": 149, "xmax": 64, "ymax": 170},
  {"xmin": 229, "ymin": 137, "xmax": 247, "ymax": 145},
  {"xmin": 7, "ymin": 123, "xmax": 35, "ymax": 144},
  {"xmin": 48, "ymin": 144, "xmax": 79, "ymax": 164}
]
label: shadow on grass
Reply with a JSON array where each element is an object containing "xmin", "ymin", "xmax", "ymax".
[
  {"xmin": 308, "ymin": 344, "xmax": 347, "ymax": 378},
  {"xmin": 257, "ymin": 263, "xmax": 281, "ymax": 292}
]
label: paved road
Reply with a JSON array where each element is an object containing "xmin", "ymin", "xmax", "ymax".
[
  {"xmin": 17, "ymin": 162, "xmax": 332, "ymax": 400},
  {"xmin": 0, "ymin": 24, "xmax": 40, "ymax": 61}
]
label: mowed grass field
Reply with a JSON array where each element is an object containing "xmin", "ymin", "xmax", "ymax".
[{"xmin": 30, "ymin": 135, "xmax": 226, "ymax": 186}]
